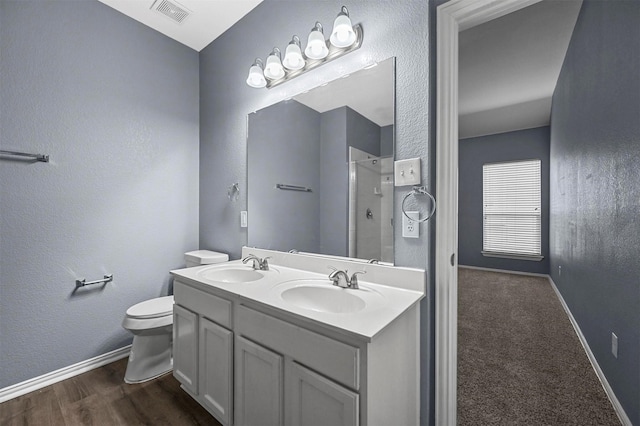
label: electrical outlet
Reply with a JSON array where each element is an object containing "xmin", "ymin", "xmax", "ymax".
[
  {"xmin": 612, "ymin": 333, "xmax": 618, "ymax": 358},
  {"xmin": 394, "ymin": 158, "xmax": 421, "ymax": 186},
  {"xmin": 402, "ymin": 211, "xmax": 419, "ymax": 238}
]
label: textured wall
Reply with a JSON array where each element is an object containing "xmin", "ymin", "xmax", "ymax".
[
  {"xmin": 0, "ymin": 1, "xmax": 199, "ymax": 388},
  {"xmin": 458, "ymin": 127, "xmax": 550, "ymax": 274},
  {"xmin": 199, "ymin": 1, "xmax": 432, "ymax": 423},
  {"xmin": 247, "ymin": 101, "xmax": 321, "ymax": 252},
  {"xmin": 549, "ymin": 0, "xmax": 640, "ymax": 423}
]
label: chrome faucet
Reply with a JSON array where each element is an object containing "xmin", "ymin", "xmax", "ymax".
[
  {"xmin": 242, "ymin": 254, "xmax": 270, "ymax": 271},
  {"xmin": 328, "ymin": 267, "xmax": 365, "ymax": 289}
]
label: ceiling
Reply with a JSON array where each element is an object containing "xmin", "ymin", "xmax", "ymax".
[
  {"xmin": 293, "ymin": 59, "xmax": 395, "ymax": 127},
  {"xmin": 98, "ymin": 0, "xmax": 262, "ymax": 51},
  {"xmin": 459, "ymin": 0, "xmax": 583, "ymax": 139}
]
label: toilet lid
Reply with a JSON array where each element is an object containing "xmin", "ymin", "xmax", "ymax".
[{"xmin": 127, "ymin": 296, "xmax": 174, "ymax": 319}]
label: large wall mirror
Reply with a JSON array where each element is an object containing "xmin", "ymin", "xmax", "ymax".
[{"xmin": 247, "ymin": 57, "xmax": 395, "ymax": 263}]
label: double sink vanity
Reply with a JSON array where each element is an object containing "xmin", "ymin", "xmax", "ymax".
[{"xmin": 171, "ymin": 247, "xmax": 425, "ymax": 426}]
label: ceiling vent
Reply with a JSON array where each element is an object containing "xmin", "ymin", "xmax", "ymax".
[{"xmin": 150, "ymin": 0, "xmax": 190, "ymax": 24}]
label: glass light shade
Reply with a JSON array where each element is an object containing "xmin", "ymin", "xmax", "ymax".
[
  {"xmin": 246, "ymin": 63, "xmax": 266, "ymax": 88},
  {"xmin": 264, "ymin": 53, "xmax": 285, "ymax": 80},
  {"xmin": 283, "ymin": 41, "xmax": 305, "ymax": 71},
  {"xmin": 330, "ymin": 14, "xmax": 356, "ymax": 48},
  {"xmin": 305, "ymin": 26, "xmax": 329, "ymax": 60}
]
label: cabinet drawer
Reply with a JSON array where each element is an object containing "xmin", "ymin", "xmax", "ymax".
[
  {"xmin": 174, "ymin": 281, "xmax": 232, "ymax": 328},
  {"xmin": 236, "ymin": 305, "xmax": 360, "ymax": 390}
]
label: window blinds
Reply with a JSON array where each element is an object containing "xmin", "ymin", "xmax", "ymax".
[{"xmin": 482, "ymin": 159, "xmax": 541, "ymax": 257}]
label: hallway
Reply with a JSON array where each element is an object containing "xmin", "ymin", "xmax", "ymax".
[{"xmin": 457, "ymin": 267, "xmax": 621, "ymax": 425}]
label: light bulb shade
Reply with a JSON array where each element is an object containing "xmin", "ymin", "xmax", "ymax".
[
  {"xmin": 246, "ymin": 61, "xmax": 266, "ymax": 88},
  {"xmin": 264, "ymin": 52, "xmax": 285, "ymax": 80},
  {"xmin": 283, "ymin": 37, "xmax": 305, "ymax": 70},
  {"xmin": 305, "ymin": 23, "xmax": 329, "ymax": 60},
  {"xmin": 330, "ymin": 13, "xmax": 356, "ymax": 48}
]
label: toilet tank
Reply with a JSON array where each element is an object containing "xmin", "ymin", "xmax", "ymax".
[{"xmin": 184, "ymin": 250, "xmax": 229, "ymax": 268}]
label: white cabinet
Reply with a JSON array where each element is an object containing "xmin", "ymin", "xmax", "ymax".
[
  {"xmin": 173, "ymin": 278, "xmax": 420, "ymax": 426},
  {"xmin": 200, "ymin": 317, "xmax": 234, "ymax": 425},
  {"xmin": 234, "ymin": 336, "xmax": 283, "ymax": 426},
  {"xmin": 285, "ymin": 361, "xmax": 358, "ymax": 426},
  {"xmin": 174, "ymin": 281, "xmax": 234, "ymax": 425},
  {"xmin": 235, "ymin": 305, "xmax": 360, "ymax": 426},
  {"xmin": 173, "ymin": 304, "xmax": 198, "ymax": 395}
]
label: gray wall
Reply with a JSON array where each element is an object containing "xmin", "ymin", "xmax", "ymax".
[
  {"xmin": 247, "ymin": 101, "xmax": 321, "ymax": 252},
  {"xmin": 199, "ymin": 1, "xmax": 433, "ymax": 423},
  {"xmin": 549, "ymin": 0, "xmax": 640, "ymax": 423},
  {"xmin": 346, "ymin": 107, "xmax": 381, "ymax": 157},
  {"xmin": 459, "ymin": 127, "xmax": 550, "ymax": 274},
  {"xmin": 0, "ymin": 1, "xmax": 200, "ymax": 388},
  {"xmin": 320, "ymin": 107, "xmax": 349, "ymax": 256},
  {"xmin": 380, "ymin": 125, "xmax": 394, "ymax": 157}
]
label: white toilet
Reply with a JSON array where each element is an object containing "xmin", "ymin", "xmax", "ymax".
[{"xmin": 122, "ymin": 250, "xmax": 229, "ymax": 383}]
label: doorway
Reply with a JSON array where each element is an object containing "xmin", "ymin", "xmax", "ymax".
[{"xmin": 434, "ymin": 1, "xmax": 544, "ymax": 424}]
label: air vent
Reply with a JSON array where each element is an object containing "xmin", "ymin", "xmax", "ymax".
[{"xmin": 150, "ymin": 0, "xmax": 190, "ymax": 24}]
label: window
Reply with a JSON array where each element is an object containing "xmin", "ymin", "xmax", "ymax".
[{"xmin": 482, "ymin": 159, "xmax": 542, "ymax": 260}]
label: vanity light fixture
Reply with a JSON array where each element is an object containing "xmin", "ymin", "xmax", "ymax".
[
  {"xmin": 246, "ymin": 58, "xmax": 267, "ymax": 88},
  {"xmin": 245, "ymin": 5, "xmax": 363, "ymax": 89},
  {"xmin": 264, "ymin": 47, "xmax": 285, "ymax": 80},
  {"xmin": 305, "ymin": 22, "xmax": 329, "ymax": 60},
  {"xmin": 282, "ymin": 36, "xmax": 305, "ymax": 71},
  {"xmin": 330, "ymin": 6, "xmax": 356, "ymax": 48}
]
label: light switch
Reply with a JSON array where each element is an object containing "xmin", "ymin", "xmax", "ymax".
[
  {"xmin": 240, "ymin": 211, "xmax": 248, "ymax": 228},
  {"xmin": 394, "ymin": 158, "xmax": 421, "ymax": 186}
]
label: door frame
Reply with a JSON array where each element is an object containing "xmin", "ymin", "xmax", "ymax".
[{"xmin": 434, "ymin": 1, "xmax": 543, "ymax": 424}]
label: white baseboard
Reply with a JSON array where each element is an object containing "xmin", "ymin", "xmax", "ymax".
[
  {"xmin": 0, "ymin": 345, "xmax": 131, "ymax": 404},
  {"xmin": 459, "ymin": 264, "xmax": 549, "ymax": 278},
  {"xmin": 547, "ymin": 277, "xmax": 631, "ymax": 426}
]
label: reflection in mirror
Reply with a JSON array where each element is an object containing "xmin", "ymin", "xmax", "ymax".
[{"xmin": 247, "ymin": 57, "xmax": 395, "ymax": 263}]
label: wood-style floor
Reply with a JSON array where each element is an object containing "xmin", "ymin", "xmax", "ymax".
[{"xmin": 0, "ymin": 358, "xmax": 221, "ymax": 425}]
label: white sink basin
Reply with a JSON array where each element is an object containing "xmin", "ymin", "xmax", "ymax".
[
  {"xmin": 276, "ymin": 280, "xmax": 384, "ymax": 314},
  {"xmin": 197, "ymin": 267, "xmax": 265, "ymax": 283}
]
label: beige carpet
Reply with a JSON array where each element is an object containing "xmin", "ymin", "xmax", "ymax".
[{"xmin": 457, "ymin": 267, "xmax": 621, "ymax": 425}]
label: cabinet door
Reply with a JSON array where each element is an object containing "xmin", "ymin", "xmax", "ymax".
[
  {"xmin": 173, "ymin": 304, "xmax": 198, "ymax": 394},
  {"xmin": 285, "ymin": 361, "xmax": 359, "ymax": 426},
  {"xmin": 199, "ymin": 317, "xmax": 233, "ymax": 425},
  {"xmin": 235, "ymin": 336, "xmax": 283, "ymax": 426}
]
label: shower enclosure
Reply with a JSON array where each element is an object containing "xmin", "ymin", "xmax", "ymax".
[{"xmin": 348, "ymin": 147, "xmax": 394, "ymax": 263}]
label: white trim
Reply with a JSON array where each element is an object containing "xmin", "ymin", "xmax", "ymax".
[
  {"xmin": 458, "ymin": 264, "xmax": 548, "ymax": 278},
  {"xmin": 547, "ymin": 277, "xmax": 632, "ymax": 426},
  {"xmin": 0, "ymin": 345, "xmax": 131, "ymax": 403},
  {"xmin": 435, "ymin": 1, "xmax": 543, "ymax": 424}
]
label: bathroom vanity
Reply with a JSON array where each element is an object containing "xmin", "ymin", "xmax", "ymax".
[{"xmin": 170, "ymin": 248, "xmax": 425, "ymax": 426}]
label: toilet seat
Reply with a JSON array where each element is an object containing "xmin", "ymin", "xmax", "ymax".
[{"xmin": 126, "ymin": 296, "xmax": 174, "ymax": 319}]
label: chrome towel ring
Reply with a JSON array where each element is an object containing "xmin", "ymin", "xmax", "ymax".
[{"xmin": 402, "ymin": 186, "xmax": 436, "ymax": 223}]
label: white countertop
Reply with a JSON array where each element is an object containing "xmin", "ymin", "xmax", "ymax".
[{"xmin": 170, "ymin": 248, "xmax": 426, "ymax": 341}]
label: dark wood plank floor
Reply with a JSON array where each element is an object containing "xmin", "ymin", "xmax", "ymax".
[{"xmin": 0, "ymin": 358, "xmax": 222, "ymax": 425}]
